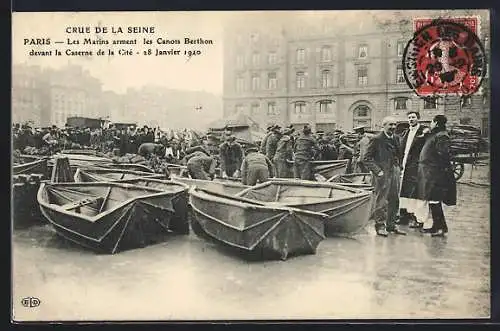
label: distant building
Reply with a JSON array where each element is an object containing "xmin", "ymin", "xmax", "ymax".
[
  {"xmin": 11, "ymin": 65, "xmax": 44, "ymax": 125},
  {"xmin": 223, "ymin": 11, "xmax": 490, "ymax": 136}
]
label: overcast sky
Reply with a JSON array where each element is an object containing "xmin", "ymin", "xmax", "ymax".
[{"xmin": 12, "ymin": 12, "xmax": 226, "ymax": 95}]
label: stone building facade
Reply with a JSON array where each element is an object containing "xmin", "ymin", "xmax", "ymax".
[{"xmin": 223, "ymin": 11, "xmax": 490, "ymax": 135}]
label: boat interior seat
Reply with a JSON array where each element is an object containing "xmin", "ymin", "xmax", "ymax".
[{"xmin": 61, "ymin": 196, "xmax": 105, "ymax": 212}]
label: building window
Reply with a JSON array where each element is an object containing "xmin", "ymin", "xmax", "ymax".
[
  {"xmin": 354, "ymin": 105, "xmax": 369, "ymax": 117},
  {"xmin": 461, "ymin": 96, "xmax": 472, "ymax": 108},
  {"xmin": 252, "ymin": 52, "xmax": 260, "ymax": 66},
  {"xmin": 353, "ymin": 105, "xmax": 371, "ymax": 128},
  {"xmin": 296, "ymin": 48, "xmax": 305, "ymax": 64},
  {"xmin": 321, "ymin": 70, "xmax": 332, "ymax": 88},
  {"xmin": 296, "ymin": 72, "xmax": 305, "ymax": 89},
  {"xmin": 397, "ymin": 41, "xmax": 405, "ymax": 57},
  {"xmin": 319, "ymin": 100, "xmax": 333, "ymax": 113},
  {"xmin": 267, "ymin": 102, "xmax": 278, "ymax": 115},
  {"xmin": 424, "ymin": 97, "xmax": 438, "ymax": 109},
  {"xmin": 459, "ymin": 117, "xmax": 472, "ymax": 125},
  {"xmin": 321, "ymin": 46, "xmax": 332, "ymax": 62},
  {"xmin": 236, "ymin": 55, "xmax": 244, "ymax": 68},
  {"xmin": 481, "ymin": 118, "xmax": 488, "ymax": 137},
  {"xmin": 294, "ymin": 101, "xmax": 307, "ymax": 114},
  {"xmin": 251, "ymin": 74, "xmax": 260, "ymax": 91},
  {"xmin": 357, "ymin": 67, "xmax": 368, "ymax": 86},
  {"xmin": 268, "ymin": 52, "xmax": 277, "ymax": 65},
  {"xmin": 268, "ymin": 72, "xmax": 277, "ymax": 89},
  {"xmin": 236, "ymin": 76, "xmax": 245, "ymax": 92},
  {"xmin": 250, "ymin": 32, "xmax": 259, "ymax": 43},
  {"xmin": 235, "ymin": 104, "xmax": 244, "ymax": 114},
  {"xmin": 358, "ymin": 45, "xmax": 368, "ymax": 58},
  {"xmin": 251, "ymin": 104, "xmax": 260, "ymax": 115},
  {"xmin": 394, "ymin": 97, "xmax": 408, "ymax": 110},
  {"xmin": 396, "ymin": 65, "xmax": 405, "ymax": 84}
]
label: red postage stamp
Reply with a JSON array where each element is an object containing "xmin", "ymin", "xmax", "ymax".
[{"xmin": 402, "ymin": 17, "xmax": 486, "ymax": 97}]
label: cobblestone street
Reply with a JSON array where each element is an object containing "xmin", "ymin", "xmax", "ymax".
[{"xmin": 12, "ymin": 163, "xmax": 490, "ymax": 321}]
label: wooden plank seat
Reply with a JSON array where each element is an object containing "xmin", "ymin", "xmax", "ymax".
[{"xmin": 61, "ymin": 197, "xmax": 104, "ymax": 211}]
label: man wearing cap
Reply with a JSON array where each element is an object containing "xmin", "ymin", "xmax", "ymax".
[
  {"xmin": 138, "ymin": 142, "xmax": 165, "ymax": 159},
  {"xmin": 294, "ymin": 125, "xmax": 320, "ymax": 180},
  {"xmin": 185, "ymin": 147, "xmax": 217, "ymax": 180},
  {"xmin": 241, "ymin": 146, "xmax": 275, "ymax": 186},
  {"xmin": 352, "ymin": 126, "xmax": 370, "ymax": 173},
  {"xmin": 219, "ymin": 135, "xmax": 244, "ymax": 178},
  {"xmin": 363, "ymin": 116, "xmax": 406, "ymax": 237},
  {"xmin": 273, "ymin": 126, "xmax": 294, "ymax": 178},
  {"xmin": 266, "ymin": 125, "xmax": 282, "ymax": 162},
  {"xmin": 260, "ymin": 124, "xmax": 274, "ymax": 154}
]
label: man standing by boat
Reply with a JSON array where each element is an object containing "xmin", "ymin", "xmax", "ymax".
[
  {"xmin": 260, "ymin": 124, "xmax": 274, "ymax": 154},
  {"xmin": 399, "ymin": 111, "xmax": 429, "ymax": 228},
  {"xmin": 266, "ymin": 125, "xmax": 282, "ymax": 164},
  {"xmin": 273, "ymin": 126, "xmax": 295, "ymax": 178},
  {"xmin": 363, "ymin": 116, "xmax": 406, "ymax": 237},
  {"xmin": 241, "ymin": 146, "xmax": 275, "ymax": 186},
  {"xmin": 185, "ymin": 147, "xmax": 217, "ymax": 180},
  {"xmin": 294, "ymin": 125, "xmax": 319, "ymax": 180},
  {"xmin": 219, "ymin": 135, "xmax": 243, "ymax": 178},
  {"xmin": 352, "ymin": 126, "xmax": 369, "ymax": 173}
]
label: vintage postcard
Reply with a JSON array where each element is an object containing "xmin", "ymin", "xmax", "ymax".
[{"xmin": 11, "ymin": 9, "xmax": 490, "ymax": 321}]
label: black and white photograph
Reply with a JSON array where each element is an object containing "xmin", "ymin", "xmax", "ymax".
[{"xmin": 11, "ymin": 9, "xmax": 490, "ymax": 321}]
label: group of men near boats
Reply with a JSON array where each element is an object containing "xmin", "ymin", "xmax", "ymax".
[
  {"xmin": 183, "ymin": 111, "xmax": 456, "ymax": 239},
  {"xmin": 13, "ymin": 110, "xmax": 456, "ymax": 238}
]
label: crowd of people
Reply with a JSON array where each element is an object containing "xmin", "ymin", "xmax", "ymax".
[{"xmin": 13, "ymin": 111, "xmax": 457, "ymax": 238}]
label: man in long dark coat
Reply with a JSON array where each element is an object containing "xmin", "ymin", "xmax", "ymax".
[
  {"xmin": 416, "ymin": 114, "xmax": 456, "ymax": 237},
  {"xmin": 273, "ymin": 127, "xmax": 294, "ymax": 178},
  {"xmin": 260, "ymin": 124, "xmax": 274, "ymax": 154},
  {"xmin": 399, "ymin": 111, "xmax": 429, "ymax": 228},
  {"xmin": 265, "ymin": 125, "xmax": 282, "ymax": 162},
  {"xmin": 294, "ymin": 125, "xmax": 319, "ymax": 180},
  {"xmin": 219, "ymin": 135, "xmax": 243, "ymax": 178},
  {"xmin": 363, "ymin": 116, "xmax": 406, "ymax": 237}
]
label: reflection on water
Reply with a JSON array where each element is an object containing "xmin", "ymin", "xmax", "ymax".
[{"xmin": 12, "ymin": 184, "xmax": 490, "ymax": 321}]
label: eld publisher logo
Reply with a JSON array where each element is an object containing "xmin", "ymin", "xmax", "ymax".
[{"xmin": 21, "ymin": 297, "xmax": 41, "ymax": 308}]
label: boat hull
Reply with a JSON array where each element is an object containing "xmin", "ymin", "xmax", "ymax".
[
  {"xmin": 287, "ymin": 159, "xmax": 349, "ymax": 180},
  {"xmin": 328, "ymin": 173, "xmax": 374, "ymax": 191},
  {"xmin": 189, "ymin": 188, "xmax": 326, "ymax": 261},
  {"xmin": 74, "ymin": 168, "xmax": 165, "ymax": 183},
  {"xmin": 38, "ymin": 182, "xmax": 189, "ymax": 254},
  {"xmin": 238, "ymin": 180, "xmax": 373, "ymax": 237},
  {"xmin": 13, "ymin": 158, "xmax": 49, "ymax": 177},
  {"xmin": 172, "ymin": 176, "xmax": 249, "ymax": 196},
  {"xmin": 114, "ymin": 178, "xmax": 191, "ymax": 234}
]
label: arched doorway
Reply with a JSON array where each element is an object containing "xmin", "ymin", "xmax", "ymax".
[{"xmin": 351, "ymin": 103, "xmax": 372, "ymax": 129}]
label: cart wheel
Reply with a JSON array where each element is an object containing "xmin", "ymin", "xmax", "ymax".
[{"xmin": 452, "ymin": 161, "xmax": 464, "ymax": 180}]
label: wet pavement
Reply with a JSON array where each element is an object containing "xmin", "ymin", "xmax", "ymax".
[{"xmin": 12, "ymin": 164, "xmax": 490, "ymax": 321}]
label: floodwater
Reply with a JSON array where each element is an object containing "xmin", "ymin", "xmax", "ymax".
[{"xmin": 12, "ymin": 165, "xmax": 490, "ymax": 321}]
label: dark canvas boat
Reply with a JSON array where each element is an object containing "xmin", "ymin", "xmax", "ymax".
[
  {"xmin": 114, "ymin": 178, "xmax": 191, "ymax": 234},
  {"xmin": 172, "ymin": 176, "xmax": 249, "ymax": 196},
  {"xmin": 189, "ymin": 187, "xmax": 326, "ymax": 260},
  {"xmin": 60, "ymin": 149, "xmax": 108, "ymax": 157},
  {"xmin": 327, "ymin": 173, "xmax": 374, "ymax": 191},
  {"xmin": 13, "ymin": 158, "xmax": 49, "ymax": 176},
  {"xmin": 287, "ymin": 159, "xmax": 349, "ymax": 180},
  {"xmin": 74, "ymin": 168, "xmax": 165, "ymax": 183},
  {"xmin": 48, "ymin": 153, "xmax": 114, "ymax": 175},
  {"xmin": 37, "ymin": 181, "xmax": 189, "ymax": 254},
  {"xmin": 237, "ymin": 179, "xmax": 373, "ymax": 236}
]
